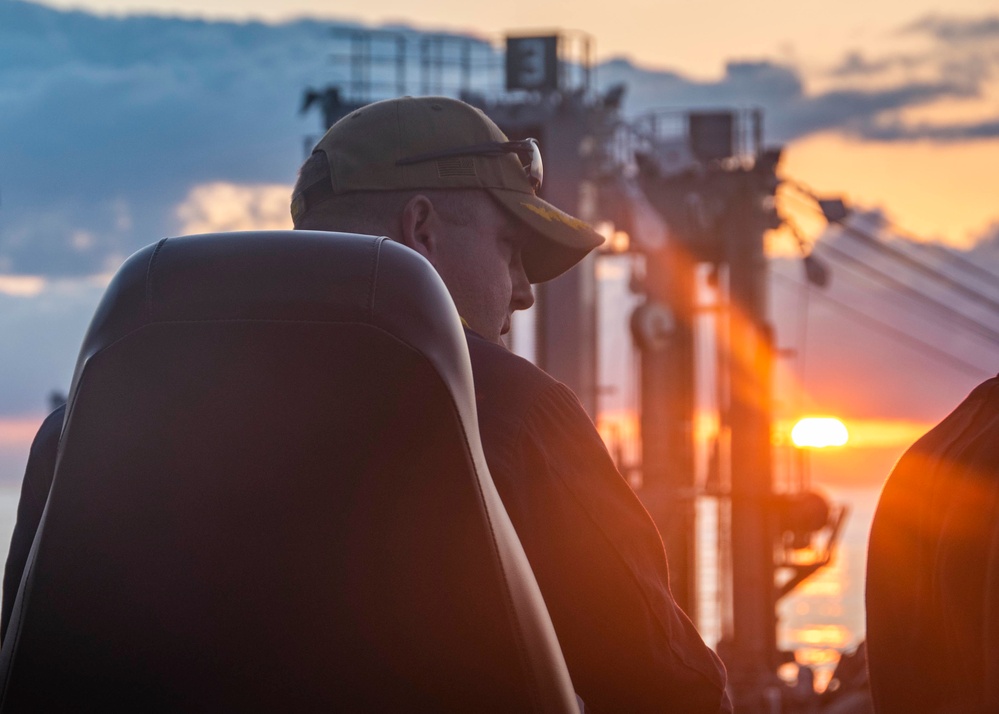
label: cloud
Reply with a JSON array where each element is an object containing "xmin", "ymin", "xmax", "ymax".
[
  {"xmin": 782, "ymin": 82, "xmax": 972, "ymax": 140},
  {"xmin": 598, "ymin": 58, "xmax": 803, "ymax": 116},
  {"xmin": 827, "ymin": 52, "xmax": 923, "ymax": 79},
  {"xmin": 903, "ymin": 14, "xmax": 999, "ymax": 44},
  {"xmin": 0, "ymin": 0, "xmax": 336, "ymax": 278},
  {"xmin": 175, "ymin": 182, "xmax": 294, "ymax": 234},
  {"xmin": 829, "ymin": 14, "xmax": 999, "ymax": 82},
  {"xmin": 806, "ymin": 12, "xmax": 999, "ymax": 143},
  {"xmin": 600, "ymin": 56, "xmax": 979, "ymax": 144},
  {"xmin": 0, "ymin": 1, "xmax": 505, "ymax": 281},
  {"xmin": 857, "ymin": 119, "xmax": 999, "ymax": 142},
  {"xmin": 784, "ymin": 12, "xmax": 999, "ymax": 143},
  {"xmin": 968, "ymin": 221, "xmax": 999, "ymax": 262},
  {"xmin": 0, "ymin": 275, "xmax": 47, "ymax": 297}
]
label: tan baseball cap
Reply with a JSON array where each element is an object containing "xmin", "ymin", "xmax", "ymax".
[{"xmin": 290, "ymin": 96, "xmax": 604, "ymax": 283}]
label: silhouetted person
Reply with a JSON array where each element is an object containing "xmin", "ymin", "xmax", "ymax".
[
  {"xmin": 866, "ymin": 374, "xmax": 999, "ymax": 713},
  {"xmin": 287, "ymin": 96, "xmax": 731, "ymax": 713}
]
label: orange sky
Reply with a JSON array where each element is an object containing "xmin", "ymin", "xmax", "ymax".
[{"xmin": 782, "ymin": 133, "xmax": 999, "ymax": 248}]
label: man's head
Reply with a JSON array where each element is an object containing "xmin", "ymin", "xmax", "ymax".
[{"xmin": 290, "ymin": 96, "xmax": 603, "ymax": 343}]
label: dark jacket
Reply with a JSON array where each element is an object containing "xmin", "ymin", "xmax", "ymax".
[
  {"xmin": 866, "ymin": 375, "xmax": 999, "ymax": 714},
  {"xmin": 468, "ymin": 330, "xmax": 730, "ymax": 713}
]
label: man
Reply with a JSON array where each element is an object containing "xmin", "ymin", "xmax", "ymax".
[
  {"xmin": 3, "ymin": 95, "xmax": 730, "ymax": 712},
  {"xmin": 866, "ymin": 374, "xmax": 999, "ymax": 713},
  {"xmin": 289, "ymin": 96, "xmax": 730, "ymax": 713}
]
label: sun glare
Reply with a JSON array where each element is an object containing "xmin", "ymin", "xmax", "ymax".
[{"xmin": 791, "ymin": 417, "xmax": 848, "ymax": 449}]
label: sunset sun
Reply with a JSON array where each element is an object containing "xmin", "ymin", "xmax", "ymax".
[{"xmin": 791, "ymin": 417, "xmax": 849, "ymax": 449}]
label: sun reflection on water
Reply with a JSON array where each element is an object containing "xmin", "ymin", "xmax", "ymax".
[{"xmin": 774, "ymin": 485, "xmax": 877, "ymax": 692}]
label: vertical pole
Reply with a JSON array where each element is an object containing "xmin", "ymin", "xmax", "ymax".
[
  {"xmin": 719, "ymin": 172, "xmax": 780, "ymax": 712},
  {"xmin": 534, "ymin": 255, "xmax": 598, "ymax": 416},
  {"xmin": 638, "ymin": 243, "xmax": 699, "ymax": 617},
  {"xmin": 527, "ymin": 92, "xmax": 599, "ymax": 417}
]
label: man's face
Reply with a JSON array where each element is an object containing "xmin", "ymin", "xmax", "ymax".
[{"xmin": 431, "ymin": 193, "xmax": 535, "ymax": 344}]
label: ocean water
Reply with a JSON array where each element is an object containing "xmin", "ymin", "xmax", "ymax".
[
  {"xmin": 688, "ymin": 483, "xmax": 876, "ymax": 689},
  {"xmin": 775, "ymin": 485, "xmax": 876, "ymax": 685}
]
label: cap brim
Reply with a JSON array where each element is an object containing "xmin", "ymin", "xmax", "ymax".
[{"xmin": 488, "ymin": 189, "xmax": 605, "ymax": 283}]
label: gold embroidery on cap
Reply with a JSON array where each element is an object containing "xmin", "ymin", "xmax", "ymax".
[{"xmin": 520, "ymin": 202, "xmax": 590, "ymax": 231}]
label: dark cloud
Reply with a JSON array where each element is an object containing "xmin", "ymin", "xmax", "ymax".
[
  {"xmin": 858, "ymin": 118, "xmax": 999, "ymax": 142},
  {"xmin": 827, "ymin": 52, "xmax": 923, "ymax": 79},
  {"xmin": 969, "ymin": 222, "xmax": 999, "ymax": 262},
  {"xmin": 825, "ymin": 13, "xmax": 999, "ymax": 101},
  {"xmin": 605, "ymin": 15, "xmax": 998, "ymax": 134},
  {"xmin": 783, "ymin": 82, "xmax": 973, "ymax": 140},
  {"xmin": 0, "ymin": 1, "xmax": 506, "ymax": 278},
  {"xmin": 599, "ymin": 58, "xmax": 974, "ymax": 143},
  {"xmin": 903, "ymin": 14, "xmax": 999, "ymax": 44},
  {"xmin": 598, "ymin": 58, "xmax": 803, "ymax": 112},
  {"xmin": 0, "ymin": 1, "xmax": 365, "ymax": 277}
]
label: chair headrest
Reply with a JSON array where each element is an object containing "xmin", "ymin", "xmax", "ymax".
[{"xmin": 71, "ymin": 230, "xmax": 480, "ymax": 438}]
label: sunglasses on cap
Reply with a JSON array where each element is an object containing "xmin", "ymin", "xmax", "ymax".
[{"xmin": 396, "ymin": 138, "xmax": 543, "ymax": 192}]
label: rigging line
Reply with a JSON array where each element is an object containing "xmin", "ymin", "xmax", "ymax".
[
  {"xmin": 771, "ymin": 271, "xmax": 991, "ymax": 379},
  {"xmin": 845, "ymin": 198, "xmax": 999, "ymax": 289},
  {"xmin": 782, "ymin": 178, "xmax": 999, "ymax": 314},
  {"xmin": 777, "ymin": 187, "xmax": 999, "ymax": 329},
  {"xmin": 906, "ymin": 240, "xmax": 999, "ymax": 293},
  {"xmin": 775, "ymin": 189, "xmax": 999, "ymax": 341},
  {"xmin": 780, "ymin": 216, "xmax": 814, "ymax": 419},
  {"xmin": 817, "ymin": 251, "xmax": 978, "ymax": 331},
  {"xmin": 814, "ymin": 240, "xmax": 999, "ymax": 346},
  {"xmin": 775, "ymin": 184, "xmax": 828, "ymax": 233},
  {"xmin": 833, "ymin": 221, "xmax": 999, "ymax": 314}
]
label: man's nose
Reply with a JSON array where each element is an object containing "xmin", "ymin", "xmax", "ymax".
[{"xmin": 511, "ymin": 269, "xmax": 535, "ymax": 311}]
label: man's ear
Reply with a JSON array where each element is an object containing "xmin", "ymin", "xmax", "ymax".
[{"xmin": 398, "ymin": 194, "xmax": 441, "ymax": 265}]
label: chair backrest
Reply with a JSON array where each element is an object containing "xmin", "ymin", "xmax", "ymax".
[
  {"xmin": 0, "ymin": 231, "xmax": 578, "ymax": 713},
  {"xmin": 866, "ymin": 376, "xmax": 999, "ymax": 714}
]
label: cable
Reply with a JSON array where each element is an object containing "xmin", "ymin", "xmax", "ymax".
[
  {"xmin": 777, "ymin": 180, "xmax": 999, "ymax": 341},
  {"xmin": 813, "ymin": 239, "xmax": 999, "ymax": 346},
  {"xmin": 780, "ymin": 217, "xmax": 815, "ymax": 419},
  {"xmin": 834, "ymin": 222, "xmax": 999, "ymax": 314},
  {"xmin": 770, "ymin": 271, "xmax": 992, "ymax": 378},
  {"xmin": 782, "ymin": 178, "xmax": 999, "ymax": 315},
  {"xmin": 777, "ymin": 184, "xmax": 963, "ymax": 290},
  {"xmin": 814, "ymin": 246, "xmax": 984, "ymax": 336},
  {"xmin": 906, "ymin": 240, "xmax": 999, "ymax": 295}
]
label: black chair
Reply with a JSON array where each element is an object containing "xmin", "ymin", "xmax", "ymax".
[{"xmin": 0, "ymin": 231, "xmax": 578, "ymax": 712}]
